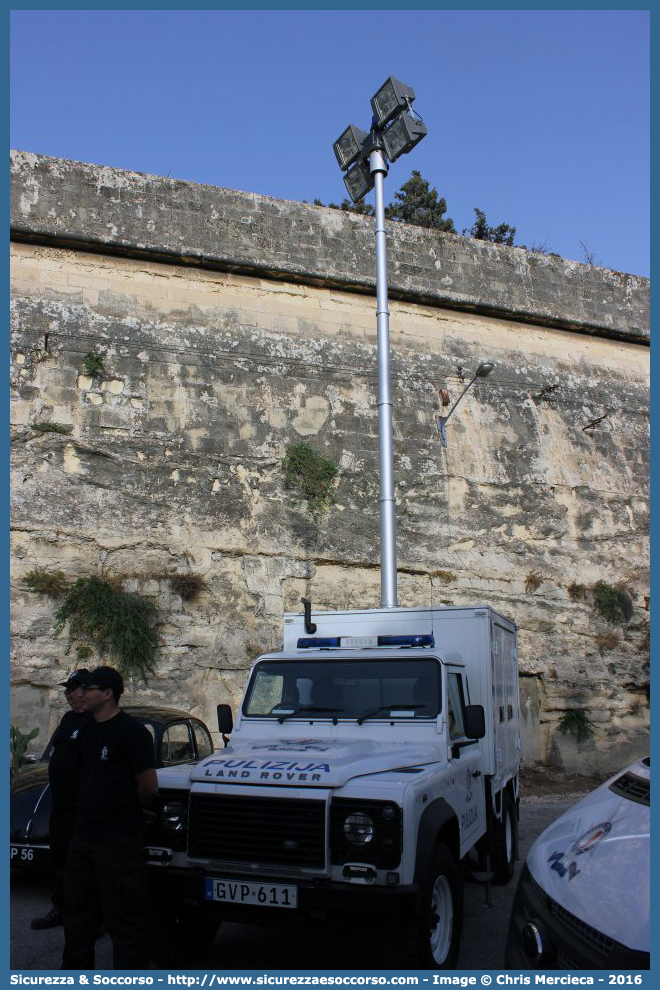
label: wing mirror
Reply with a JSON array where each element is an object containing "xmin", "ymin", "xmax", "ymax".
[
  {"xmin": 217, "ymin": 704, "xmax": 233, "ymax": 747},
  {"xmin": 464, "ymin": 705, "xmax": 486, "ymax": 739}
]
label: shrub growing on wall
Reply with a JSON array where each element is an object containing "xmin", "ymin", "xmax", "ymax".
[
  {"xmin": 24, "ymin": 570, "xmax": 161, "ymax": 683},
  {"xmin": 557, "ymin": 709, "xmax": 595, "ymax": 743},
  {"xmin": 593, "ymin": 581, "xmax": 634, "ymax": 625},
  {"xmin": 54, "ymin": 576, "xmax": 160, "ymax": 683},
  {"xmin": 282, "ymin": 442, "xmax": 338, "ymax": 516}
]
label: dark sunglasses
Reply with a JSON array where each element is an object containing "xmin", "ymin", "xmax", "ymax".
[{"xmin": 81, "ymin": 684, "xmax": 103, "ymax": 692}]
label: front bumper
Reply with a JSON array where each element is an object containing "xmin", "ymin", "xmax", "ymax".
[
  {"xmin": 505, "ymin": 864, "xmax": 650, "ymax": 970},
  {"xmin": 148, "ymin": 864, "xmax": 419, "ymax": 925}
]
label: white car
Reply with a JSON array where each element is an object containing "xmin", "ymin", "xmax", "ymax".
[{"xmin": 506, "ymin": 756, "xmax": 650, "ymax": 970}]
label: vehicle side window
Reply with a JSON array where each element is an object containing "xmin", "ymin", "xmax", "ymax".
[
  {"xmin": 192, "ymin": 721, "xmax": 213, "ymax": 759},
  {"xmin": 160, "ymin": 723, "xmax": 194, "ymax": 765},
  {"xmin": 446, "ymin": 673, "xmax": 467, "ymax": 741}
]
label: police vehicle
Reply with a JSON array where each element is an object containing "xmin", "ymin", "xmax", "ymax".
[
  {"xmin": 146, "ymin": 602, "xmax": 521, "ymax": 968},
  {"xmin": 505, "ymin": 756, "xmax": 650, "ymax": 969}
]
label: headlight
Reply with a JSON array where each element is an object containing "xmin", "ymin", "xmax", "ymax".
[
  {"xmin": 343, "ymin": 811, "xmax": 374, "ymax": 845},
  {"xmin": 160, "ymin": 800, "xmax": 187, "ymax": 832}
]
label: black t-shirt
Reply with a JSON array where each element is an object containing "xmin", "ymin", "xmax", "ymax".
[
  {"xmin": 75, "ymin": 710, "xmax": 156, "ymax": 839},
  {"xmin": 48, "ymin": 710, "xmax": 91, "ymax": 808}
]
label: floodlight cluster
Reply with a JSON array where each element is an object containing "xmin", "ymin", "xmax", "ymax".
[{"xmin": 332, "ymin": 76, "xmax": 427, "ymax": 203}]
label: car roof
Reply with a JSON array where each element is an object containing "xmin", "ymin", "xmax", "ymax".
[{"xmin": 124, "ymin": 705, "xmax": 207, "ymax": 723}]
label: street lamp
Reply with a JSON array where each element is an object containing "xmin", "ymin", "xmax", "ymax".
[
  {"xmin": 332, "ymin": 76, "xmax": 428, "ymax": 609},
  {"xmin": 435, "ymin": 362, "xmax": 495, "ymax": 447}
]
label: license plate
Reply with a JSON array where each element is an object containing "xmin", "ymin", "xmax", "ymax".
[
  {"xmin": 205, "ymin": 877, "xmax": 297, "ymax": 909},
  {"xmin": 10, "ymin": 845, "xmax": 36, "ymax": 863}
]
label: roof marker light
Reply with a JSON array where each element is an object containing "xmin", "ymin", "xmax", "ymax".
[
  {"xmin": 297, "ymin": 637, "xmax": 341, "ymax": 649},
  {"xmin": 296, "ymin": 634, "xmax": 435, "ymax": 649},
  {"xmin": 377, "ymin": 634, "xmax": 435, "ymax": 648}
]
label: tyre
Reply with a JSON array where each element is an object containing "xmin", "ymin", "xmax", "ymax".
[
  {"xmin": 489, "ymin": 790, "xmax": 517, "ymax": 885},
  {"xmin": 387, "ymin": 842, "xmax": 462, "ymax": 968}
]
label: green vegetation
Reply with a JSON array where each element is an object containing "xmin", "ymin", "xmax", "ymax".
[
  {"xmin": 463, "ymin": 207, "xmax": 516, "ymax": 246},
  {"xmin": 384, "ymin": 171, "xmax": 455, "ymax": 231},
  {"xmin": 557, "ymin": 709, "xmax": 595, "ymax": 743},
  {"xmin": 10, "ymin": 725, "xmax": 39, "ymax": 778},
  {"xmin": 24, "ymin": 569, "xmax": 70, "ymax": 598},
  {"xmin": 24, "ymin": 566, "xmax": 209, "ymax": 669},
  {"xmin": 54, "ymin": 576, "xmax": 159, "ymax": 683},
  {"xmin": 83, "ymin": 352, "xmax": 106, "ymax": 377},
  {"xmin": 317, "ymin": 169, "xmax": 518, "ymax": 243},
  {"xmin": 282, "ymin": 442, "xmax": 338, "ymax": 516},
  {"xmin": 592, "ymin": 580, "xmax": 634, "ymax": 626},
  {"xmin": 31, "ymin": 421, "xmax": 72, "ymax": 435}
]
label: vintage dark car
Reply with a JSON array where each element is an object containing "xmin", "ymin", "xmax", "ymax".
[{"xmin": 10, "ymin": 704, "xmax": 215, "ymax": 870}]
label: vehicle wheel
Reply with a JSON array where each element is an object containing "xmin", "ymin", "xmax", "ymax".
[
  {"xmin": 148, "ymin": 901, "xmax": 221, "ymax": 966},
  {"xmin": 386, "ymin": 843, "xmax": 462, "ymax": 968},
  {"xmin": 422, "ymin": 844, "xmax": 462, "ymax": 967},
  {"xmin": 489, "ymin": 790, "xmax": 517, "ymax": 885}
]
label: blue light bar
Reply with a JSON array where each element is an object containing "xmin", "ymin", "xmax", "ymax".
[
  {"xmin": 297, "ymin": 637, "xmax": 341, "ymax": 649},
  {"xmin": 296, "ymin": 634, "xmax": 435, "ymax": 649},
  {"xmin": 377, "ymin": 635, "xmax": 435, "ymax": 648}
]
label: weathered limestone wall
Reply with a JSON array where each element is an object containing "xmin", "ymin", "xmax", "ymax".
[{"xmin": 10, "ymin": 152, "xmax": 650, "ymax": 773}]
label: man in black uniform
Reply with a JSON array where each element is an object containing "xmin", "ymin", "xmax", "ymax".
[
  {"xmin": 61, "ymin": 666, "xmax": 158, "ymax": 970},
  {"xmin": 31, "ymin": 668, "xmax": 90, "ymax": 930}
]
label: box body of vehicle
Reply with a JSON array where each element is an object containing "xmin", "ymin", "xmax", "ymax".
[
  {"xmin": 505, "ymin": 757, "xmax": 650, "ymax": 970},
  {"xmin": 148, "ymin": 604, "xmax": 521, "ymax": 967}
]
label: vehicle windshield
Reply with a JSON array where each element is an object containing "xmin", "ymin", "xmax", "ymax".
[{"xmin": 243, "ymin": 657, "xmax": 440, "ymax": 720}]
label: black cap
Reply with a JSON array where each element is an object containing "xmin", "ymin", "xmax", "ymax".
[
  {"xmin": 79, "ymin": 666, "xmax": 124, "ymax": 698},
  {"xmin": 59, "ymin": 669, "xmax": 90, "ymax": 689}
]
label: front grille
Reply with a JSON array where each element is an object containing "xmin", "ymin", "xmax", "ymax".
[
  {"xmin": 188, "ymin": 793, "xmax": 326, "ymax": 869},
  {"xmin": 553, "ymin": 901, "xmax": 614, "ymax": 955},
  {"xmin": 609, "ymin": 771, "xmax": 650, "ymax": 806},
  {"xmin": 530, "ymin": 873, "xmax": 613, "ymax": 956}
]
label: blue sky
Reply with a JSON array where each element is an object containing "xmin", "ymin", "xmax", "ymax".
[{"xmin": 10, "ymin": 9, "xmax": 649, "ymax": 276}]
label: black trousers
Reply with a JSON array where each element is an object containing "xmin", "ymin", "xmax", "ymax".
[
  {"xmin": 49, "ymin": 805, "xmax": 76, "ymax": 910},
  {"xmin": 61, "ymin": 831, "xmax": 150, "ymax": 970}
]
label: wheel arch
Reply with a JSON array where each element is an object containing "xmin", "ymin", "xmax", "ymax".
[{"xmin": 413, "ymin": 797, "xmax": 459, "ymax": 885}]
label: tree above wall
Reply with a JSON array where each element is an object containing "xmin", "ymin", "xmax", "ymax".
[{"xmin": 315, "ymin": 169, "xmax": 517, "ymax": 243}]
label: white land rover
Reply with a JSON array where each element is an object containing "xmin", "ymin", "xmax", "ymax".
[{"xmin": 146, "ymin": 603, "xmax": 521, "ymax": 969}]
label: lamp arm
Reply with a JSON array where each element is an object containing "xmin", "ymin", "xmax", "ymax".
[{"xmin": 441, "ymin": 374, "xmax": 477, "ymax": 425}]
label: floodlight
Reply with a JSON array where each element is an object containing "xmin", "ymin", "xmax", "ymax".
[
  {"xmin": 382, "ymin": 111, "xmax": 427, "ymax": 162},
  {"xmin": 333, "ymin": 125, "xmax": 369, "ymax": 171},
  {"xmin": 344, "ymin": 160, "xmax": 375, "ymax": 203},
  {"xmin": 370, "ymin": 76, "xmax": 416, "ymax": 128}
]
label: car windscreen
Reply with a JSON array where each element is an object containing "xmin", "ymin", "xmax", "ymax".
[{"xmin": 243, "ymin": 657, "xmax": 440, "ymax": 720}]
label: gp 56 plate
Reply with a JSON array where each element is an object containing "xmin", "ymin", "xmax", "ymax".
[{"xmin": 205, "ymin": 877, "xmax": 297, "ymax": 908}]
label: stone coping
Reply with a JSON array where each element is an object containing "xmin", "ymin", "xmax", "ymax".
[{"xmin": 10, "ymin": 150, "xmax": 649, "ymax": 343}]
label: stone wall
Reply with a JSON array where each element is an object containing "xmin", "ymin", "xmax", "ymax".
[{"xmin": 10, "ymin": 151, "xmax": 650, "ymax": 772}]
